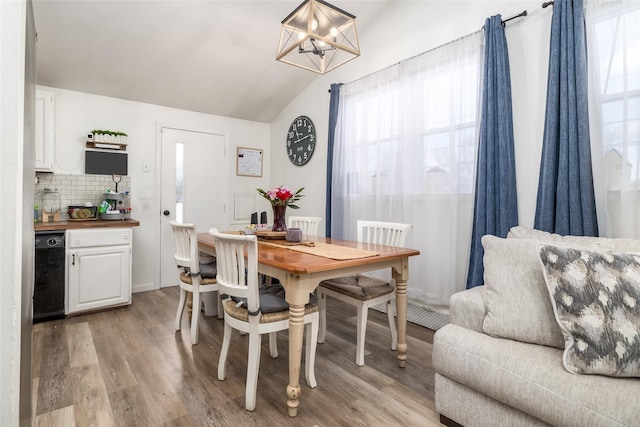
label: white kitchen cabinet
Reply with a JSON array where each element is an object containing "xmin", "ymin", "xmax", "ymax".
[
  {"xmin": 35, "ymin": 90, "xmax": 55, "ymax": 172},
  {"xmin": 66, "ymin": 228, "xmax": 132, "ymax": 314}
]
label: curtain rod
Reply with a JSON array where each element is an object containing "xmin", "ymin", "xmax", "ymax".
[
  {"xmin": 329, "ymin": 28, "xmax": 484, "ymax": 92},
  {"xmin": 329, "ymin": 8, "xmax": 528, "ymax": 93},
  {"xmin": 542, "ymin": 1, "xmax": 554, "ymax": 8},
  {"xmin": 502, "ymin": 10, "xmax": 528, "ymax": 26}
]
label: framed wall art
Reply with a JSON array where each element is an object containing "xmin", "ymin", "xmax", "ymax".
[{"xmin": 236, "ymin": 147, "xmax": 263, "ymax": 177}]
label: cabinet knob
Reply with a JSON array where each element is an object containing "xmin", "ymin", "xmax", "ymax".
[{"xmin": 163, "ymin": 210, "xmax": 170, "ymax": 216}]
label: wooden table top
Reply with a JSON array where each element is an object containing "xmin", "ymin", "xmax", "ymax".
[{"xmin": 197, "ymin": 233, "xmax": 420, "ymax": 275}]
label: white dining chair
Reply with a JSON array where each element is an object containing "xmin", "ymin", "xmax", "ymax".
[
  {"xmin": 209, "ymin": 228, "xmax": 319, "ymax": 411},
  {"xmin": 287, "ymin": 216, "xmax": 322, "ymax": 239},
  {"xmin": 317, "ymin": 220, "xmax": 412, "ymax": 366},
  {"xmin": 171, "ymin": 221, "xmax": 222, "ymax": 345}
]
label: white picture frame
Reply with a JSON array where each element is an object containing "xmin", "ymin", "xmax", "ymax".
[{"xmin": 236, "ymin": 147, "xmax": 263, "ymax": 177}]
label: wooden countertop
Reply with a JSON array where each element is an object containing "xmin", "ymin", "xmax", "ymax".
[{"xmin": 34, "ymin": 218, "xmax": 140, "ymax": 231}]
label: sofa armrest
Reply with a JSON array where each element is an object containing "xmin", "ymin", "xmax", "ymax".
[{"xmin": 449, "ymin": 286, "xmax": 486, "ymax": 333}]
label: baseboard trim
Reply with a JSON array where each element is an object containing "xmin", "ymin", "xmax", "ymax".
[
  {"xmin": 440, "ymin": 414, "xmax": 464, "ymax": 427},
  {"xmin": 132, "ymin": 283, "xmax": 156, "ymax": 293}
]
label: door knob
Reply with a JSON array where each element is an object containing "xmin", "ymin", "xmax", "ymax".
[{"xmin": 163, "ymin": 210, "xmax": 170, "ymax": 216}]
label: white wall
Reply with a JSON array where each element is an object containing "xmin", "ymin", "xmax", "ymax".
[
  {"xmin": 270, "ymin": 0, "xmax": 552, "ymax": 230},
  {"xmin": 1, "ymin": 1, "xmax": 33, "ymax": 425},
  {"xmin": 40, "ymin": 86, "xmax": 271, "ymax": 291}
]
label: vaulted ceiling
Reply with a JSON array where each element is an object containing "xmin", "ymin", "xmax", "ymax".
[{"xmin": 33, "ymin": 1, "xmax": 393, "ymax": 123}]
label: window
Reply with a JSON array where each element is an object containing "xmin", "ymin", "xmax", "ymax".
[
  {"xmin": 332, "ymin": 31, "xmax": 483, "ymax": 306},
  {"xmin": 344, "ymin": 83, "xmax": 400, "ymax": 195},
  {"xmin": 590, "ymin": 5, "xmax": 640, "ymax": 185},
  {"xmin": 175, "ymin": 142, "xmax": 184, "ymax": 223},
  {"xmin": 422, "ymin": 61, "xmax": 479, "ymax": 194},
  {"xmin": 587, "ymin": 1, "xmax": 640, "ymax": 239},
  {"xmin": 340, "ymin": 35, "xmax": 481, "ymax": 196}
]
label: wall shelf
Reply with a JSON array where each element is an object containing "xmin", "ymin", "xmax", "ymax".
[{"xmin": 86, "ymin": 140, "xmax": 127, "ymax": 151}]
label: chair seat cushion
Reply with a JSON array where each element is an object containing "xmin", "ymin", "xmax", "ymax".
[
  {"xmin": 224, "ymin": 300, "xmax": 318, "ymax": 323},
  {"xmin": 198, "ymin": 261, "xmax": 217, "ymax": 278},
  {"xmin": 180, "ymin": 261, "xmax": 217, "ymax": 284},
  {"xmin": 225, "ymin": 284, "xmax": 318, "ymax": 323},
  {"xmin": 230, "ymin": 284, "xmax": 317, "ymax": 313},
  {"xmin": 179, "ymin": 269, "xmax": 217, "ymax": 286},
  {"xmin": 320, "ymin": 276, "xmax": 393, "ymax": 300}
]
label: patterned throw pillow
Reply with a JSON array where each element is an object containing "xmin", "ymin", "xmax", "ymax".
[{"xmin": 537, "ymin": 244, "xmax": 640, "ymax": 377}]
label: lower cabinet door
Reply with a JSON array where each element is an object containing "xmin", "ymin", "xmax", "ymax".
[{"xmin": 66, "ymin": 245, "xmax": 131, "ymax": 314}]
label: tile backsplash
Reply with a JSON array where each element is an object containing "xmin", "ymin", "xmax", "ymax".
[{"xmin": 35, "ymin": 173, "xmax": 131, "ymax": 220}]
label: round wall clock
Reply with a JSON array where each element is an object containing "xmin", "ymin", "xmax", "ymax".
[{"xmin": 286, "ymin": 115, "xmax": 316, "ymax": 166}]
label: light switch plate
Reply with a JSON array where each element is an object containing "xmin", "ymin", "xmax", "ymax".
[{"xmin": 142, "ymin": 161, "xmax": 151, "ymax": 173}]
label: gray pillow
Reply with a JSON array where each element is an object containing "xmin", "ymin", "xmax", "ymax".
[
  {"xmin": 538, "ymin": 244, "xmax": 640, "ymax": 377},
  {"xmin": 481, "ymin": 235, "xmax": 566, "ymax": 348}
]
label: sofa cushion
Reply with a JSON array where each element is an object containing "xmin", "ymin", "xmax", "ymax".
[
  {"xmin": 538, "ymin": 244, "xmax": 640, "ymax": 377},
  {"xmin": 433, "ymin": 324, "xmax": 640, "ymax": 427},
  {"xmin": 449, "ymin": 286, "xmax": 486, "ymax": 333},
  {"xmin": 481, "ymin": 235, "xmax": 566, "ymax": 348},
  {"xmin": 508, "ymin": 225, "xmax": 640, "ymax": 253},
  {"xmin": 435, "ymin": 374, "xmax": 548, "ymax": 427}
]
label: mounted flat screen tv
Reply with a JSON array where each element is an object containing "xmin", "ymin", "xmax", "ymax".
[{"xmin": 85, "ymin": 150, "xmax": 128, "ymax": 175}]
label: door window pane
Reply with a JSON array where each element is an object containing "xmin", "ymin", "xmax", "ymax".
[{"xmin": 176, "ymin": 142, "xmax": 184, "ymax": 223}]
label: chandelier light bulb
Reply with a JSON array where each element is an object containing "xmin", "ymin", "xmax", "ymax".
[
  {"xmin": 312, "ymin": 19, "xmax": 318, "ymax": 33},
  {"xmin": 330, "ymin": 27, "xmax": 337, "ymax": 42}
]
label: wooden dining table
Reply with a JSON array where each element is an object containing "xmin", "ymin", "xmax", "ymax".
[{"xmin": 197, "ymin": 232, "xmax": 420, "ymax": 417}]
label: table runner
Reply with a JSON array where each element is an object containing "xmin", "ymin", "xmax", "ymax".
[{"xmin": 259, "ymin": 241, "xmax": 379, "ymax": 260}]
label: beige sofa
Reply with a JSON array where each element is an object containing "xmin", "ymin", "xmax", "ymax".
[{"xmin": 432, "ymin": 226, "xmax": 640, "ymax": 427}]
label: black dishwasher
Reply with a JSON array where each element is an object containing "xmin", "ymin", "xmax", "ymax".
[{"xmin": 34, "ymin": 231, "xmax": 66, "ymax": 322}]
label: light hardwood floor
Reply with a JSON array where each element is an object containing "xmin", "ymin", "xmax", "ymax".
[{"xmin": 32, "ymin": 287, "xmax": 441, "ymax": 426}]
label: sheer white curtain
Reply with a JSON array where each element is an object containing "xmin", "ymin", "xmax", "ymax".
[
  {"xmin": 332, "ymin": 31, "xmax": 484, "ymax": 306},
  {"xmin": 586, "ymin": 1, "xmax": 640, "ymax": 239}
]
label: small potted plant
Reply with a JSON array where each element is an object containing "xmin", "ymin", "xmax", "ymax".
[{"xmin": 92, "ymin": 129, "xmax": 103, "ymax": 142}]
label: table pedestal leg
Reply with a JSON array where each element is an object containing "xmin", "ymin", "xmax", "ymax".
[
  {"xmin": 394, "ymin": 271, "xmax": 408, "ymax": 368},
  {"xmin": 287, "ymin": 304, "xmax": 304, "ymax": 417}
]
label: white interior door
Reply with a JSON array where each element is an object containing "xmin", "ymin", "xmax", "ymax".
[{"xmin": 160, "ymin": 128, "xmax": 227, "ymax": 288}]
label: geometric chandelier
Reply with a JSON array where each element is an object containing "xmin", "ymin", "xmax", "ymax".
[{"xmin": 276, "ymin": 0, "xmax": 360, "ymax": 74}]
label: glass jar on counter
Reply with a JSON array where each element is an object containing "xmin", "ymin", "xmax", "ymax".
[{"xmin": 37, "ymin": 188, "xmax": 60, "ymax": 222}]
